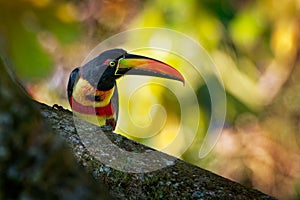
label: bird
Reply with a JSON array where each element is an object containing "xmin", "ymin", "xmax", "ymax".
[{"xmin": 67, "ymin": 48, "xmax": 184, "ymax": 131}]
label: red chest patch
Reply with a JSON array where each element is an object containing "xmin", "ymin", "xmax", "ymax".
[{"xmin": 69, "ymin": 96, "xmax": 114, "ymax": 116}]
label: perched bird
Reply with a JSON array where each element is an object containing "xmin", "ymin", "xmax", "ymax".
[{"xmin": 67, "ymin": 48, "xmax": 184, "ymax": 130}]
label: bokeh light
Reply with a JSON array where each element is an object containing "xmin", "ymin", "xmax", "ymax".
[{"xmin": 1, "ymin": 0, "xmax": 300, "ymax": 199}]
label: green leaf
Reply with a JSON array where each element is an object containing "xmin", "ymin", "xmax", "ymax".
[{"xmin": 10, "ymin": 27, "xmax": 53, "ymax": 80}]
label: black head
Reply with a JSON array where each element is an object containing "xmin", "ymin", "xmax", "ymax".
[
  {"xmin": 78, "ymin": 48, "xmax": 184, "ymax": 92},
  {"xmin": 81, "ymin": 48, "xmax": 127, "ymax": 91}
]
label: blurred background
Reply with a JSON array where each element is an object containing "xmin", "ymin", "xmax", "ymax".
[{"xmin": 1, "ymin": 0, "xmax": 300, "ymax": 199}]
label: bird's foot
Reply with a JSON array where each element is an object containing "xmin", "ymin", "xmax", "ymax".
[
  {"xmin": 100, "ymin": 125, "xmax": 113, "ymax": 132},
  {"xmin": 52, "ymin": 104, "xmax": 65, "ymax": 111},
  {"xmin": 105, "ymin": 118, "xmax": 116, "ymax": 131}
]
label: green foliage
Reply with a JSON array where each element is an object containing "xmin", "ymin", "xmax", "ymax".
[
  {"xmin": 9, "ymin": 27, "xmax": 53, "ymax": 79},
  {"xmin": 0, "ymin": 0, "xmax": 80, "ymax": 80}
]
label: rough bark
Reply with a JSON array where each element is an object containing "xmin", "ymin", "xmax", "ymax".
[{"xmin": 40, "ymin": 104, "xmax": 276, "ymax": 200}]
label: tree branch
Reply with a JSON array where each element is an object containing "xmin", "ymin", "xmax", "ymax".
[{"xmin": 40, "ymin": 102, "xmax": 276, "ymax": 199}]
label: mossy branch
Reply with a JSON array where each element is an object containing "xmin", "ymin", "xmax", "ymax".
[{"xmin": 40, "ymin": 102, "xmax": 276, "ymax": 200}]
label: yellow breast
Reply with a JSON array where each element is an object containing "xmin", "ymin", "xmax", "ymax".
[{"xmin": 72, "ymin": 78, "xmax": 114, "ymax": 107}]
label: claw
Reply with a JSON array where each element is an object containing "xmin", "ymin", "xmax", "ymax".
[{"xmin": 100, "ymin": 125, "xmax": 113, "ymax": 132}]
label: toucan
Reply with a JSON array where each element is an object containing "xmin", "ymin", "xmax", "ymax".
[{"xmin": 67, "ymin": 48, "xmax": 184, "ymax": 130}]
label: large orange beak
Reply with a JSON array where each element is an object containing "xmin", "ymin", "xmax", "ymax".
[{"xmin": 115, "ymin": 53, "xmax": 185, "ymax": 84}]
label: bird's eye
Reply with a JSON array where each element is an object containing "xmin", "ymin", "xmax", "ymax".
[{"xmin": 109, "ymin": 61, "xmax": 116, "ymax": 67}]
